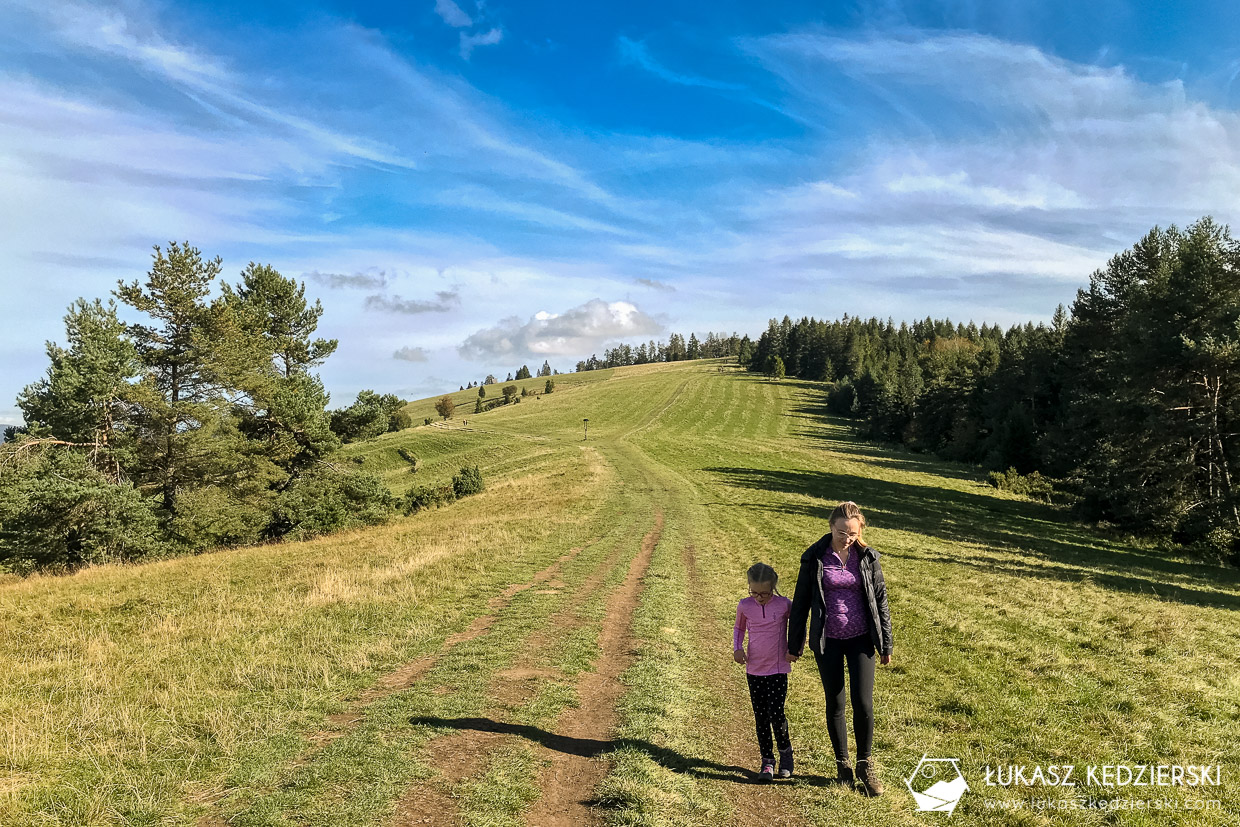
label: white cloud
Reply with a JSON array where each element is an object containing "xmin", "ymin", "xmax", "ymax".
[
  {"xmin": 393, "ymin": 346, "xmax": 430, "ymax": 362},
  {"xmin": 434, "ymin": 0, "xmax": 472, "ymax": 28},
  {"xmin": 459, "ymin": 299, "xmax": 664, "ymax": 359},
  {"xmin": 460, "ymin": 28, "xmax": 502, "ymax": 60}
]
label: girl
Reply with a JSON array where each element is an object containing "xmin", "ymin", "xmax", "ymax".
[
  {"xmin": 787, "ymin": 501, "xmax": 894, "ymax": 796},
  {"xmin": 733, "ymin": 562, "xmax": 796, "ymax": 781}
]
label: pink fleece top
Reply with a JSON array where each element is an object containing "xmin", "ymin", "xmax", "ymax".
[{"xmin": 733, "ymin": 595, "xmax": 793, "ymax": 676}]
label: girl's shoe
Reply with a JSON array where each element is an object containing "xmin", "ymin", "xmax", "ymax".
[
  {"xmin": 856, "ymin": 759, "xmax": 884, "ymax": 797},
  {"xmin": 834, "ymin": 760, "xmax": 855, "ymax": 787},
  {"xmin": 758, "ymin": 762, "xmax": 775, "ymax": 781},
  {"xmin": 778, "ymin": 748, "xmax": 794, "ymax": 778}
]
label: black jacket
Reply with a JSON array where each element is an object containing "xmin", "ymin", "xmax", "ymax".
[{"xmin": 787, "ymin": 533, "xmax": 893, "ymax": 657}]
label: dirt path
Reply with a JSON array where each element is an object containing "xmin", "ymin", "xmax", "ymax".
[
  {"xmin": 196, "ymin": 543, "xmax": 592, "ymax": 827},
  {"xmin": 386, "ymin": 517, "xmax": 657, "ymax": 827},
  {"xmin": 525, "ymin": 512, "xmax": 662, "ymax": 826},
  {"xmin": 681, "ymin": 542, "xmax": 806, "ymax": 827}
]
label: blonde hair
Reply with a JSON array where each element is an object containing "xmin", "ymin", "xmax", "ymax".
[{"xmin": 829, "ymin": 501, "xmax": 867, "ymax": 544}]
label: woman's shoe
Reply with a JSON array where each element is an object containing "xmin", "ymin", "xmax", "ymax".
[
  {"xmin": 835, "ymin": 760, "xmax": 854, "ymax": 787},
  {"xmin": 856, "ymin": 759, "xmax": 884, "ymax": 796}
]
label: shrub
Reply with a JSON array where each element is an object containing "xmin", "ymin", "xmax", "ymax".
[
  {"xmin": 452, "ymin": 465, "xmax": 485, "ymax": 498},
  {"xmin": 270, "ymin": 469, "xmax": 397, "ymax": 540},
  {"xmin": 0, "ymin": 446, "xmax": 161, "ymax": 572},
  {"xmin": 424, "ymin": 417, "xmax": 432, "ymax": 426},
  {"xmin": 545, "ymin": 379, "xmax": 555, "ymax": 394},
  {"xmin": 405, "ymin": 483, "xmax": 455, "ymax": 515},
  {"xmin": 389, "ymin": 410, "xmax": 413, "ymax": 431},
  {"xmin": 987, "ymin": 467, "xmax": 1055, "ymax": 502},
  {"xmin": 169, "ymin": 485, "xmax": 271, "ymax": 551}
]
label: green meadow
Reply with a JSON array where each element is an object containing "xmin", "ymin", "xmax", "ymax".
[{"xmin": 2, "ymin": 358, "xmax": 1238, "ymax": 826}]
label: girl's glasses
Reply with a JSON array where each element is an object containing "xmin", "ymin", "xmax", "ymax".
[{"xmin": 749, "ymin": 589, "xmax": 772, "ymax": 597}]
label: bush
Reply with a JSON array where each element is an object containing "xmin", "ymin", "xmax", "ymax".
[
  {"xmin": 424, "ymin": 417, "xmax": 432, "ymax": 426},
  {"xmin": 389, "ymin": 410, "xmax": 413, "ymax": 431},
  {"xmin": 545, "ymin": 379, "xmax": 555, "ymax": 394},
  {"xmin": 169, "ymin": 485, "xmax": 271, "ymax": 551},
  {"xmin": 452, "ymin": 465, "xmax": 484, "ymax": 498},
  {"xmin": 987, "ymin": 467, "xmax": 1055, "ymax": 502},
  {"xmin": 405, "ymin": 483, "xmax": 455, "ymax": 515},
  {"xmin": 0, "ymin": 446, "xmax": 161, "ymax": 572},
  {"xmin": 270, "ymin": 469, "xmax": 397, "ymax": 540}
]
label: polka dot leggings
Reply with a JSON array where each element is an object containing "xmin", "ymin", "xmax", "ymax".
[{"xmin": 746, "ymin": 672, "xmax": 791, "ymax": 763}]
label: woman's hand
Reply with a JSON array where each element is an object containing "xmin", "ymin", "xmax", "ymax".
[
  {"xmin": 787, "ymin": 653, "xmax": 799, "ymax": 663},
  {"xmin": 880, "ymin": 653, "xmax": 892, "ymax": 666},
  {"xmin": 733, "ymin": 649, "xmax": 746, "ymax": 664}
]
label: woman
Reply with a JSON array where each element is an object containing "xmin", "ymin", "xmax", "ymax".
[{"xmin": 787, "ymin": 501, "xmax": 893, "ymax": 796}]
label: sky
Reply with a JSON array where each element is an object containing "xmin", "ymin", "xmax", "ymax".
[{"xmin": 4, "ymin": 0, "xmax": 1240, "ymax": 424}]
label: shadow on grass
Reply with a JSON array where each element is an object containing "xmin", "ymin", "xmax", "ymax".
[
  {"xmin": 408, "ymin": 715, "xmax": 837, "ymax": 789},
  {"xmin": 704, "ymin": 464, "xmax": 1240, "ymax": 611},
  {"xmin": 786, "ymin": 396, "xmax": 985, "ymax": 484}
]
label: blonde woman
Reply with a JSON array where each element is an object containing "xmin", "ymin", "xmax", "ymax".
[{"xmin": 787, "ymin": 501, "xmax": 893, "ymax": 796}]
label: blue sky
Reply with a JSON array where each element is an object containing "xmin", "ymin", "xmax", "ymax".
[{"xmin": 3, "ymin": 0, "xmax": 1240, "ymax": 423}]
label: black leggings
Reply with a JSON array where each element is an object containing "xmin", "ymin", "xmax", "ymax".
[
  {"xmin": 745, "ymin": 672, "xmax": 791, "ymax": 762},
  {"xmin": 814, "ymin": 634, "xmax": 876, "ymax": 761}
]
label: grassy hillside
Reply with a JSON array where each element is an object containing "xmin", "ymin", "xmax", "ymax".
[{"xmin": 2, "ymin": 358, "xmax": 1237, "ymax": 826}]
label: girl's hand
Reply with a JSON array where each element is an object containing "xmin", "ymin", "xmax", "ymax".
[
  {"xmin": 733, "ymin": 650, "xmax": 746, "ymax": 664},
  {"xmin": 787, "ymin": 653, "xmax": 799, "ymax": 663}
]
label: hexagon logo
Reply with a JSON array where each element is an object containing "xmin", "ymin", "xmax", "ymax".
[{"xmin": 906, "ymin": 754, "xmax": 969, "ymax": 815}]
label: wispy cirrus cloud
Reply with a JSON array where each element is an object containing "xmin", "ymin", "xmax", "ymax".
[
  {"xmin": 617, "ymin": 36, "xmax": 745, "ymax": 90},
  {"xmin": 459, "ymin": 299, "xmax": 663, "ymax": 360}
]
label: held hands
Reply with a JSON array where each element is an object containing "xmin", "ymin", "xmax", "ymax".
[
  {"xmin": 787, "ymin": 653, "xmax": 799, "ymax": 663},
  {"xmin": 733, "ymin": 649, "xmax": 746, "ymax": 665}
]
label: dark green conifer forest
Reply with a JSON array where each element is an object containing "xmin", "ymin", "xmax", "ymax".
[{"xmin": 745, "ymin": 218, "xmax": 1240, "ymax": 563}]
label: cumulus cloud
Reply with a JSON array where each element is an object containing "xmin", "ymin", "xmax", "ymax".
[
  {"xmin": 365, "ymin": 289, "xmax": 460, "ymax": 314},
  {"xmin": 434, "ymin": 0, "xmax": 472, "ymax": 28},
  {"xmin": 393, "ymin": 346, "xmax": 429, "ymax": 362},
  {"xmin": 459, "ymin": 299, "xmax": 663, "ymax": 360},
  {"xmin": 460, "ymin": 28, "xmax": 502, "ymax": 60},
  {"xmin": 308, "ymin": 269, "xmax": 389, "ymax": 289}
]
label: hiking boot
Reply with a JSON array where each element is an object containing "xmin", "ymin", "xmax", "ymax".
[
  {"xmin": 835, "ymin": 760, "xmax": 854, "ymax": 787},
  {"xmin": 758, "ymin": 762, "xmax": 775, "ymax": 782},
  {"xmin": 778, "ymin": 748, "xmax": 794, "ymax": 779},
  {"xmin": 856, "ymin": 759, "xmax": 884, "ymax": 796}
]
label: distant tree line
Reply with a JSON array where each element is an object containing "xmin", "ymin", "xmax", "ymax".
[
  {"xmin": 746, "ymin": 218, "xmax": 1240, "ymax": 563},
  {"xmin": 575, "ymin": 331, "xmax": 747, "ymax": 372},
  {"xmin": 0, "ymin": 243, "xmax": 423, "ymax": 573}
]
